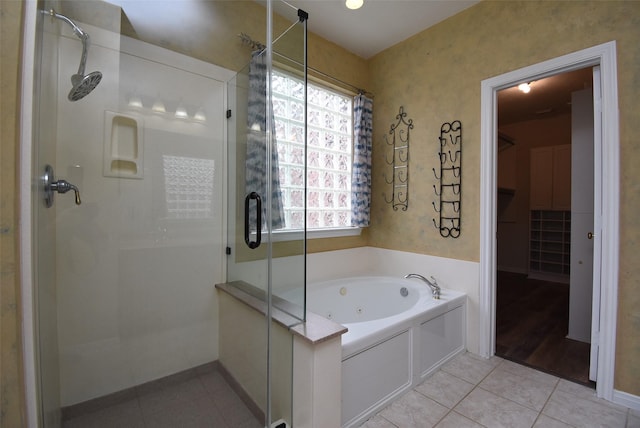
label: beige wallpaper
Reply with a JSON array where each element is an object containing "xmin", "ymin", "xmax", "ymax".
[
  {"xmin": 368, "ymin": 0, "xmax": 640, "ymax": 395},
  {"xmin": 0, "ymin": 0, "xmax": 26, "ymax": 425}
]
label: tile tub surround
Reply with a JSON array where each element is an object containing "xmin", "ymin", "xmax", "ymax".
[{"xmin": 361, "ymin": 352, "xmax": 637, "ymax": 428}]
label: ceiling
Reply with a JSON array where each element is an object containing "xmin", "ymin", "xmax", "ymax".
[
  {"xmin": 273, "ymin": 0, "xmax": 479, "ymax": 59},
  {"xmin": 272, "ymin": 1, "xmax": 593, "ymax": 127},
  {"xmin": 498, "ymin": 67, "xmax": 594, "ymax": 126}
]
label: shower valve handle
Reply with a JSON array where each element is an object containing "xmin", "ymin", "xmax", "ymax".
[
  {"xmin": 51, "ymin": 179, "xmax": 81, "ymax": 205},
  {"xmin": 43, "ymin": 164, "xmax": 81, "ymax": 207}
]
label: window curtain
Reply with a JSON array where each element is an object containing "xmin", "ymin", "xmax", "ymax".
[
  {"xmin": 246, "ymin": 50, "xmax": 285, "ymax": 230},
  {"xmin": 351, "ymin": 94, "xmax": 373, "ymax": 227}
]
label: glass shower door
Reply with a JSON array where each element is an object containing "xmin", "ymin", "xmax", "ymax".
[
  {"xmin": 225, "ymin": 1, "xmax": 307, "ymax": 426},
  {"xmin": 226, "ymin": 4, "xmax": 307, "ymax": 314},
  {"xmin": 31, "ymin": 0, "xmax": 306, "ymax": 427},
  {"xmin": 33, "ymin": 2, "xmax": 229, "ymax": 426},
  {"xmin": 271, "ymin": 2, "xmax": 308, "ymax": 320}
]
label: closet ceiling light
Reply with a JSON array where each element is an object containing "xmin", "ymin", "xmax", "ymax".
[
  {"xmin": 518, "ymin": 82, "xmax": 531, "ymax": 94},
  {"xmin": 345, "ymin": 0, "xmax": 363, "ymax": 10}
]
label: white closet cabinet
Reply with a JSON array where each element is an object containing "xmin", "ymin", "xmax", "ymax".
[{"xmin": 530, "ymin": 145, "xmax": 571, "ymax": 211}]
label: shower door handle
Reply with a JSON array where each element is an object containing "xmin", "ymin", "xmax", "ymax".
[
  {"xmin": 42, "ymin": 164, "xmax": 81, "ymax": 207},
  {"xmin": 244, "ymin": 192, "xmax": 262, "ymax": 249}
]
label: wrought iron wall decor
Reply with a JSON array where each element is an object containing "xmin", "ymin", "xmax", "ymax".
[
  {"xmin": 383, "ymin": 106, "xmax": 413, "ymax": 211},
  {"xmin": 433, "ymin": 120, "xmax": 462, "ymax": 238}
]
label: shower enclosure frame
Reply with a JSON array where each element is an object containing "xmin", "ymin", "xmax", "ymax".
[
  {"xmin": 19, "ymin": 1, "xmax": 308, "ymax": 426},
  {"xmin": 19, "ymin": 2, "xmax": 40, "ymax": 425},
  {"xmin": 224, "ymin": 2, "xmax": 309, "ymax": 425}
]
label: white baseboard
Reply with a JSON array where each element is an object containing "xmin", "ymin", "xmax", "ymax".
[{"xmin": 613, "ymin": 389, "xmax": 640, "ymax": 411}]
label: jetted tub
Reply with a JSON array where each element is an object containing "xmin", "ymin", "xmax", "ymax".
[{"xmin": 307, "ymin": 276, "xmax": 467, "ymax": 428}]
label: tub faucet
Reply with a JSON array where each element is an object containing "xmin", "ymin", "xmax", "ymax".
[{"xmin": 405, "ymin": 273, "xmax": 441, "ymax": 299}]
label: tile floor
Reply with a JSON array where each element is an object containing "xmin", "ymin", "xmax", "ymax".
[
  {"xmin": 361, "ymin": 352, "xmax": 640, "ymax": 428},
  {"xmin": 62, "ymin": 364, "xmax": 262, "ymax": 428},
  {"xmin": 62, "ymin": 352, "xmax": 639, "ymax": 428}
]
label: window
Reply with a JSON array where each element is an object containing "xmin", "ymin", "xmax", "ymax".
[
  {"xmin": 272, "ymin": 70, "xmax": 354, "ymax": 231},
  {"xmin": 163, "ymin": 155, "xmax": 215, "ymax": 219}
]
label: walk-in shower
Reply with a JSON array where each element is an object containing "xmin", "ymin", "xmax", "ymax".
[
  {"xmin": 42, "ymin": 9, "xmax": 102, "ymax": 101},
  {"xmin": 28, "ymin": 1, "xmax": 306, "ymax": 427}
]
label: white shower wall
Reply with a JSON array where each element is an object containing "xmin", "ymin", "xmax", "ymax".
[{"xmin": 53, "ymin": 22, "xmax": 234, "ymax": 405}]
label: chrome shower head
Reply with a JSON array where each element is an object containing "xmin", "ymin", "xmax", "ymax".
[
  {"xmin": 69, "ymin": 71, "xmax": 102, "ymax": 101},
  {"xmin": 44, "ymin": 9, "xmax": 102, "ymax": 101},
  {"xmin": 67, "ymin": 71, "xmax": 102, "ymax": 101}
]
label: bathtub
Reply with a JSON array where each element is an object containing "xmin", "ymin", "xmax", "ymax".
[{"xmin": 307, "ymin": 276, "xmax": 466, "ymax": 428}]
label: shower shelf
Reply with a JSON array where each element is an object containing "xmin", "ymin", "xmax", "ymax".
[{"xmin": 103, "ymin": 111, "xmax": 144, "ymax": 179}]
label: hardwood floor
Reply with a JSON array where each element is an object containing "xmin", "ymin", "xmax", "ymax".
[{"xmin": 495, "ymin": 271, "xmax": 594, "ymax": 387}]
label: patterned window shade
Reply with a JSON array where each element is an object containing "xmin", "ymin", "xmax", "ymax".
[
  {"xmin": 351, "ymin": 94, "xmax": 373, "ymax": 227},
  {"xmin": 272, "ymin": 70, "xmax": 354, "ymax": 229},
  {"xmin": 246, "ymin": 51, "xmax": 285, "ymax": 231}
]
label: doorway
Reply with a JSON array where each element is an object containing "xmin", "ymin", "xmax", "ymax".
[
  {"xmin": 478, "ymin": 41, "xmax": 620, "ymax": 401},
  {"xmin": 494, "ymin": 68, "xmax": 594, "ymax": 385}
]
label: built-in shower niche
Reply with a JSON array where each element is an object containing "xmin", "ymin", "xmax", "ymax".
[{"xmin": 103, "ymin": 111, "xmax": 143, "ymax": 178}]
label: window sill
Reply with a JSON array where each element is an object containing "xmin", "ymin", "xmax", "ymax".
[{"xmin": 271, "ymin": 227, "xmax": 362, "ymax": 242}]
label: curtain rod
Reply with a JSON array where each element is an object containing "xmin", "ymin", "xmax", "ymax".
[{"xmin": 238, "ymin": 33, "xmax": 374, "ymax": 98}]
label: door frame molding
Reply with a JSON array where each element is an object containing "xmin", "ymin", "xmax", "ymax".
[{"xmin": 478, "ymin": 41, "xmax": 619, "ymax": 400}]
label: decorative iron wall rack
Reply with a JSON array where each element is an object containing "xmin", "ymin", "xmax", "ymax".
[
  {"xmin": 433, "ymin": 120, "xmax": 462, "ymax": 238},
  {"xmin": 383, "ymin": 106, "xmax": 413, "ymax": 211}
]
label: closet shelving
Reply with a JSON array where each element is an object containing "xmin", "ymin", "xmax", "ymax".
[{"xmin": 529, "ymin": 210, "xmax": 571, "ymax": 279}]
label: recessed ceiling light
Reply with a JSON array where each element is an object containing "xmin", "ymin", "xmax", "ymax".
[{"xmin": 346, "ymin": 0, "xmax": 363, "ymax": 10}]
